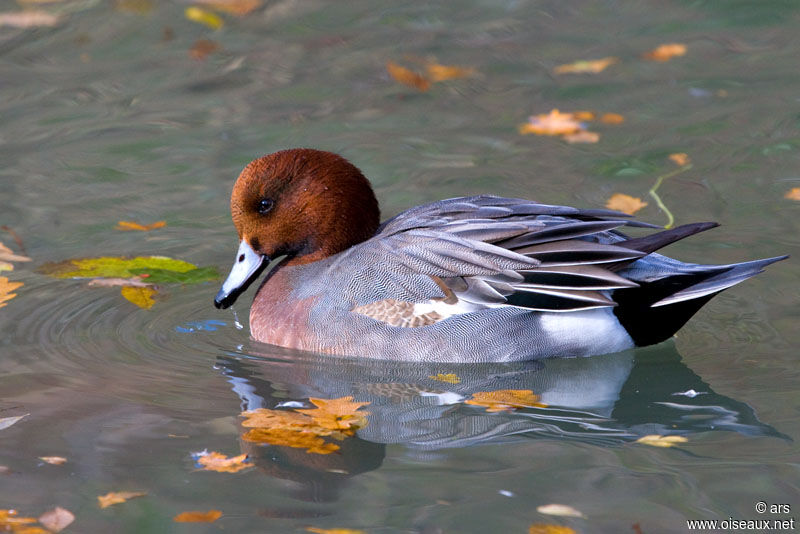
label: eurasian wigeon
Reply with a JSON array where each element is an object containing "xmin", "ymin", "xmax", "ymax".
[{"xmin": 214, "ymin": 148, "xmax": 786, "ymax": 362}]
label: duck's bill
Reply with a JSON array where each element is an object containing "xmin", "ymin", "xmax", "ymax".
[{"xmin": 214, "ymin": 240, "xmax": 267, "ymax": 309}]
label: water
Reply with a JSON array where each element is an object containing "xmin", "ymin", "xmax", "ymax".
[{"xmin": 1, "ymin": 1, "xmax": 798, "ymax": 532}]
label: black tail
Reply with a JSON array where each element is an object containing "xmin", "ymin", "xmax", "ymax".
[{"xmin": 614, "ymin": 255, "xmax": 788, "ymax": 346}]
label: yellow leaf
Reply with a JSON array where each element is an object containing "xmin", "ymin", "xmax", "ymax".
[
  {"xmin": 668, "ymin": 153, "xmax": 690, "ymax": 166},
  {"xmin": 38, "ymin": 507, "xmax": 75, "ymax": 533},
  {"xmin": 600, "ymin": 112, "xmax": 625, "ymax": 124},
  {"xmin": 173, "ymin": 510, "xmax": 223, "ymax": 523},
  {"xmin": 193, "ymin": 0, "xmax": 261, "ymax": 15},
  {"xmin": 0, "ymin": 413, "xmax": 28, "ymax": 430},
  {"xmin": 306, "ymin": 528, "xmax": 366, "ymax": 534},
  {"xmin": 39, "ymin": 456, "xmax": 67, "ymax": 465},
  {"xmin": 120, "ymin": 286, "xmax": 156, "ymax": 309},
  {"xmin": 0, "ymin": 262, "xmax": 14, "ymax": 272},
  {"xmin": 194, "ymin": 451, "xmax": 252, "ymax": 473},
  {"xmin": 184, "ymin": 6, "xmax": 223, "ymax": 29},
  {"xmin": 529, "ymin": 525, "xmax": 578, "ymax": 534},
  {"xmin": 115, "ymin": 220, "xmax": 166, "ymax": 231},
  {"xmin": 643, "ymin": 43, "xmax": 687, "ymax": 62},
  {"xmin": 465, "ymin": 389, "xmax": 547, "ymax": 412},
  {"xmin": 386, "ymin": 61, "xmax": 430, "ymax": 91},
  {"xmin": 784, "ymin": 187, "xmax": 800, "ymax": 201},
  {"xmin": 536, "ymin": 504, "xmax": 586, "ymax": 518},
  {"xmin": 0, "ymin": 11, "xmax": 59, "ymax": 28},
  {"xmin": 429, "ymin": 373, "xmax": 461, "ymax": 384},
  {"xmin": 425, "ymin": 63, "xmax": 475, "ymax": 82},
  {"xmin": 563, "ymin": 131, "xmax": 600, "ymax": 144},
  {"xmin": 519, "ymin": 110, "xmax": 584, "ymax": 136},
  {"xmin": 97, "ymin": 491, "xmax": 147, "ymax": 508},
  {"xmin": 635, "ymin": 434, "xmax": 688, "ymax": 448},
  {"xmin": 605, "ymin": 193, "xmax": 648, "ymax": 215},
  {"xmin": 0, "ymin": 277, "xmax": 23, "ymax": 308},
  {"xmin": 554, "ymin": 56, "xmax": 618, "ymax": 74}
]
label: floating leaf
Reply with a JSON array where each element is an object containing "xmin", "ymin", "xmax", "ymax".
[
  {"xmin": 184, "ymin": 6, "xmax": 223, "ymax": 29},
  {"xmin": 563, "ymin": 131, "xmax": 600, "ymax": 144},
  {"xmin": 529, "ymin": 525, "xmax": 577, "ymax": 534},
  {"xmin": 38, "ymin": 507, "xmax": 74, "ymax": 533},
  {"xmin": 784, "ymin": 187, "xmax": 800, "ymax": 201},
  {"xmin": 429, "ymin": 373, "xmax": 461, "ymax": 384},
  {"xmin": 305, "ymin": 528, "xmax": 366, "ymax": 534},
  {"xmin": 190, "ymin": 39, "xmax": 219, "ymax": 60},
  {"xmin": 0, "ymin": 413, "xmax": 28, "ymax": 430},
  {"xmin": 39, "ymin": 456, "xmax": 67, "ymax": 465},
  {"xmin": 0, "ymin": 242, "xmax": 31, "ymax": 263},
  {"xmin": 295, "ymin": 396, "xmax": 371, "ymax": 431},
  {"xmin": 115, "ymin": 220, "xmax": 166, "ymax": 231},
  {"xmin": 668, "ymin": 153, "xmax": 690, "ymax": 166},
  {"xmin": 536, "ymin": 504, "xmax": 586, "ymax": 518},
  {"xmin": 115, "ymin": 0, "xmax": 154, "ymax": 14},
  {"xmin": 193, "ymin": 450, "xmax": 252, "ymax": 473},
  {"xmin": 635, "ymin": 434, "xmax": 688, "ymax": 448},
  {"xmin": 0, "ymin": 277, "xmax": 23, "ymax": 308},
  {"xmin": 0, "ymin": 11, "xmax": 59, "ymax": 28},
  {"xmin": 425, "ymin": 63, "xmax": 475, "ymax": 82},
  {"xmin": 242, "ymin": 427, "xmax": 340, "ymax": 454},
  {"xmin": 573, "ymin": 111, "xmax": 595, "ymax": 121},
  {"xmin": 519, "ymin": 109, "xmax": 583, "ymax": 136},
  {"xmin": 120, "ymin": 286, "xmax": 156, "ymax": 309},
  {"xmin": 554, "ymin": 56, "xmax": 618, "ymax": 74},
  {"xmin": 605, "ymin": 193, "xmax": 648, "ymax": 215},
  {"xmin": 465, "ymin": 390, "xmax": 547, "ymax": 412},
  {"xmin": 97, "ymin": 491, "xmax": 146, "ymax": 508},
  {"xmin": 40, "ymin": 256, "xmax": 217, "ymax": 283},
  {"xmin": 386, "ymin": 61, "xmax": 430, "ymax": 91},
  {"xmin": 600, "ymin": 112, "xmax": 625, "ymax": 124},
  {"xmin": 174, "ymin": 510, "xmax": 223, "ymax": 523},
  {"xmin": 193, "ymin": 0, "xmax": 261, "ymax": 15},
  {"xmin": 0, "ymin": 510, "xmax": 38, "ymax": 530},
  {"xmin": 643, "ymin": 43, "xmax": 687, "ymax": 62}
]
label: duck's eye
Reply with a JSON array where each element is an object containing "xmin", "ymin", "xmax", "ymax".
[{"xmin": 257, "ymin": 198, "xmax": 274, "ymax": 215}]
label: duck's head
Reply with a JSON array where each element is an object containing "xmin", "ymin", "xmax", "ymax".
[{"xmin": 214, "ymin": 148, "xmax": 380, "ymax": 309}]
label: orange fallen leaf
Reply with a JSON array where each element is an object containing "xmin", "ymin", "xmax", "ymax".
[
  {"xmin": 39, "ymin": 456, "xmax": 67, "ymax": 465},
  {"xmin": 668, "ymin": 153, "xmax": 690, "ymax": 166},
  {"xmin": 519, "ymin": 109, "xmax": 583, "ymax": 136},
  {"xmin": 573, "ymin": 110, "xmax": 595, "ymax": 121},
  {"xmin": 194, "ymin": 450, "xmax": 252, "ymax": 473},
  {"xmin": 563, "ymin": 131, "xmax": 600, "ymax": 144},
  {"xmin": 554, "ymin": 56, "xmax": 618, "ymax": 74},
  {"xmin": 115, "ymin": 220, "xmax": 166, "ymax": 231},
  {"xmin": 184, "ymin": 6, "xmax": 223, "ymax": 29},
  {"xmin": 429, "ymin": 373, "xmax": 461, "ymax": 384},
  {"xmin": 295, "ymin": 396, "xmax": 371, "ymax": 431},
  {"xmin": 643, "ymin": 43, "xmax": 687, "ymax": 62},
  {"xmin": 537, "ymin": 504, "xmax": 586, "ymax": 518},
  {"xmin": 120, "ymin": 286, "xmax": 156, "ymax": 309},
  {"xmin": 386, "ymin": 61, "xmax": 430, "ymax": 91},
  {"xmin": 635, "ymin": 434, "xmax": 688, "ymax": 448},
  {"xmin": 0, "ymin": 11, "xmax": 59, "ymax": 28},
  {"xmin": 38, "ymin": 507, "xmax": 75, "ymax": 533},
  {"xmin": 242, "ymin": 427, "xmax": 341, "ymax": 454},
  {"xmin": 0, "ymin": 277, "xmax": 23, "ymax": 308},
  {"xmin": 465, "ymin": 389, "xmax": 547, "ymax": 412},
  {"xmin": 605, "ymin": 193, "xmax": 648, "ymax": 215},
  {"xmin": 306, "ymin": 528, "xmax": 366, "ymax": 534},
  {"xmin": 190, "ymin": 39, "xmax": 219, "ymax": 60},
  {"xmin": 600, "ymin": 112, "xmax": 625, "ymax": 124},
  {"xmin": 193, "ymin": 0, "xmax": 261, "ymax": 16},
  {"xmin": 97, "ymin": 491, "xmax": 146, "ymax": 508},
  {"xmin": 425, "ymin": 63, "xmax": 475, "ymax": 82},
  {"xmin": 0, "ymin": 509, "xmax": 38, "ymax": 529},
  {"xmin": 784, "ymin": 187, "xmax": 800, "ymax": 201},
  {"xmin": 529, "ymin": 525, "xmax": 577, "ymax": 534},
  {"xmin": 174, "ymin": 510, "xmax": 223, "ymax": 523}
]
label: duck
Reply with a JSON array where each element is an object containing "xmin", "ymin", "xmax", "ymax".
[{"xmin": 214, "ymin": 148, "xmax": 787, "ymax": 362}]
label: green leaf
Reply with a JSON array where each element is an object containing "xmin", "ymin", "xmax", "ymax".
[{"xmin": 40, "ymin": 256, "xmax": 218, "ymax": 284}]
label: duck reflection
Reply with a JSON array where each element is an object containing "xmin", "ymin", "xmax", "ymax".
[{"xmin": 217, "ymin": 342, "xmax": 784, "ymax": 499}]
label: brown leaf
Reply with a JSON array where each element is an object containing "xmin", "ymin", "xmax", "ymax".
[
  {"xmin": 39, "ymin": 456, "xmax": 67, "ymax": 465},
  {"xmin": 120, "ymin": 286, "xmax": 156, "ymax": 309},
  {"xmin": 563, "ymin": 131, "xmax": 600, "ymax": 144},
  {"xmin": 634, "ymin": 434, "xmax": 688, "ymax": 448},
  {"xmin": 97, "ymin": 491, "xmax": 147, "ymax": 508},
  {"xmin": 115, "ymin": 220, "xmax": 166, "ymax": 231},
  {"xmin": 465, "ymin": 390, "xmax": 547, "ymax": 412},
  {"xmin": 529, "ymin": 525, "xmax": 577, "ymax": 534},
  {"xmin": 668, "ymin": 153, "xmax": 690, "ymax": 166},
  {"xmin": 0, "ymin": 11, "xmax": 59, "ymax": 28},
  {"xmin": 193, "ymin": 0, "xmax": 261, "ymax": 16},
  {"xmin": 643, "ymin": 43, "xmax": 687, "ymax": 62},
  {"xmin": 295, "ymin": 396, "xmax": 371, "ymax": 431},
  {"xmin": 194, "ymin": 451, "xmax": 252, "ymax": 473},
  {"xmin": 386, "ymin": 61, "xmax": 430, "ymax": 91},
  {"xmin": 605, "ymin": 193, "xmax": 648, "ymax": 215},
  {"xmin": 38, "ymin": 507, "xmax": 75, "ymax": 533},
  {"xmin": 554, "ymin": 56, "xmax": 618, "ymax": 74},
  {"xmin": 190, "ymin": 39, "xmax": 220, "ymax": 60},
  {"xmin": 425, "ymin": 63, "xmax": 475, "ymax": 82},
  {"xmin": 536, "ymin": 504, "xmax": 586, "ymax": 518},
  {"xmin": 784, "ymin": 187, "xmax": 800, "ymax": 201},
  {"xmin": 600, "ymin": 112, "xmax": 625, "ymax": 124},
  {"xmin": 174, "ymin": 510, "xmax": 223, "ymax": 523}
]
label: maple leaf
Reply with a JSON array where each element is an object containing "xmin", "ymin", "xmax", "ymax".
[
  {"xmin": 38, "ymin": 456, "xmax": 67, "ymax": 465},
  {"xmin": 606, "ymin": 193, "xmax": 648, "ymax": 215},
  {"xmin": 784, "ymin": 187, "xmax": 800, "ymax": 201},
  {"xmin": 242, "ymin": 427, "xmax": 341, "ymax": 454},
  {"xmin": 465, "ymin": 389, "xmax": 547, "ymax": 412},
  {"xmin": 184, "ymin": 6, "xmax": 223, "ymax": 29},
  {"xmin": 643, "ymin": 43, "xmax": 687, "ymax": 62},
  {"xmin": 554, "ymin": 56, "xmax": 618, "ymax": 74},
  {"xmin": 425, "ymin": 63, "xmax": 475, "ymax": 82},
  {"xmin": 529, "ymin": 525, "xmax": 577, "ymax": 534},
  {"xmin": 0, "ymin": 277, "xmax": 23, "ymax": 308},
  {"xmin": 429, "ymin": 373, "xmax": 461, "ymax": 384},
  {"xmin": 193, "ymin": 450, "xmax": 252, "ymax": 473},
  {"xmin": 519, "ymin": 109, "xmax": 583, "ymax": 136},
  {"xmin": 386, "ymin": 61, "xmax": 430, "ymax": 91},
  {"xmin": 173, "ymin": 510, "xmax": 223, "ymax": 522},
  {"xmin": 120, "ymin": 286, "xmax": 157, "ymax": 309},
  {"xmin": 38, "ymin": 507, "xmax": 74, "ymax": 533},
  {"xmin": 536, "ymin": 504, "xmax": 586, "ymax": 518},
  {"xmin": 97, "ymin": 491, "xmax": 146, "ymax": 508},
  {"xmin": 115, "ymin": 220, "xmax": 166, "ymax": 231},
  {"xmin": 668, "ymin": 153, "xmax": 690, "ymax": 166},
  {"xmin": 635, "ymin": 434, "xmax": 688, "ymax": 448},
  {"xmin": 295, "ymin": 397, "xmax": 370, "ymax": 431}
]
